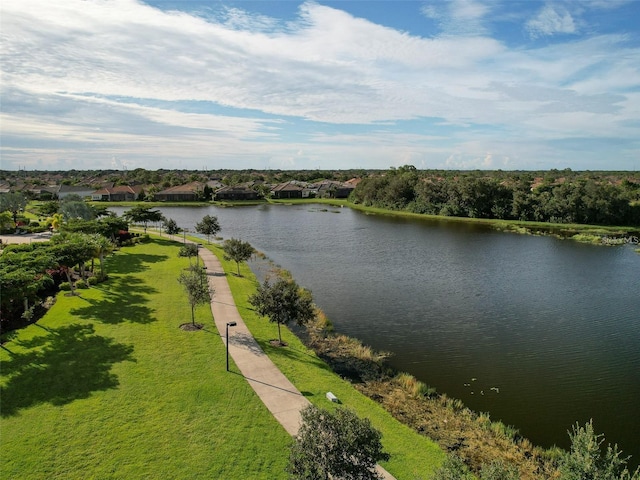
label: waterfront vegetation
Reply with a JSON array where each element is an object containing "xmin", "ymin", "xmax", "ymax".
[{"xmin": 269, "ymin": 198, "xmax": 640, "ymax": 247}]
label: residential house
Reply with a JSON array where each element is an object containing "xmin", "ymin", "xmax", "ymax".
[
  {"xmin": 57, "ymin": 184, "xmax": 96, "ymax": 200},
  {"xmin": 312, "ymin": 180, "xmax": 356, "ymax": 199},
  {"xmin": 91, "ymin": 185, "xmax": 143, "ymax": 201},
  {"xmin": 271, "ymin": 181, "xmax": 304, "ymax": 199},
  {"xmin": 214, "ymin": 184, "xmax": 259, "ymax": 201},
  {"xmin": 154, "ymin": 181, "xmax": 206, "ymax": 201}
]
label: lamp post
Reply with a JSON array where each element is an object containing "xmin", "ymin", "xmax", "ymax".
[{"xmin": 226, "ymin": 321, "xmax": 237, "ymax": 371}]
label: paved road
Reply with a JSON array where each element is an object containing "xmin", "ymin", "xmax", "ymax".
[{"xmin": 0, "ymin": 232, "xmax": 53, "ymax": 245}]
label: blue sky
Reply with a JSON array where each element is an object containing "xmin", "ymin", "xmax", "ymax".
[{"xmin": 1, "ymin": 0, "xmax": 639, "ymax": 171}]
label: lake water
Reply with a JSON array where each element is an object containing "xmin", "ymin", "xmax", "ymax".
[{"xmin": 110, "ymin": 204, "xmax": 640, "ymax": 462}]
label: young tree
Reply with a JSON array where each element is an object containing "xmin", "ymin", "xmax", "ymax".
[
  {"xmin": 178, "ymin": 243, "xmax": 199, "ymax": 265},
  {"xmin": 559, "ymin": 420, "xmax": 639, "ymax": 480},
  {"xmin": 163, "ymin": 217, "xmax": 181, "ymax": 235},
  {"xmin": 248, "ymin": 277, "xmax": 315, "ymax": 345},
  {"xmin": 0, "ymin": 192, "xmax": 28, "ymax": 224},
  {"xmin": 222, "ymin": 238, "xmax": 254, "ymax": 276},
  {"xmin": 287, "ymin": 405, "xmax": 390, "ymax": 480},
  {"xmin": 195, "ymin": 214, "xmax": 220, "ymax": 243},
  {"xmin": 123, "ymin": 205, "xmax": 163, "ymax": 233},
  {"xmin": 177, "ymin": 266, "xmax": 212, "ymax": 326}
]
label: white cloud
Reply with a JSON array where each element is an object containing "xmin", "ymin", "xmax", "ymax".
[
  {"xmin": 0, "ymin": 0, "xmax": 638, "ymax": 171},
  {"xmin": 421, "ymin": 0, "xmax": 490, "ymax": 36},
  {"xmin": 526, "ymin": 4, "xmax": 577, "ymax": 38}
]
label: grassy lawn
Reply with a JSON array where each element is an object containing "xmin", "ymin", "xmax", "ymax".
[
  {"xmin": 205, "ymin": 242, "xmax": 447, "ymax": 479},
  {"xmin": 1, "ymin": 238, "xmax": 291, "ymax": 479},
  {"xmin": 2, "ymin": 235, "xmax": 445, "ymax": 479}
]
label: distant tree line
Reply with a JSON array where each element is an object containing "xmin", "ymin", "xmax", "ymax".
[
  {"xmin": 0, "ymin": 168, "xmax": 366, "ymax": 191},
  {"xmin": 351, "ymin": 166, "xmax": 640, "ymax": 227}
]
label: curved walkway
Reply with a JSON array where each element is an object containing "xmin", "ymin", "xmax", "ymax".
[{"xmin": 193, "ymin": 242, "xmax": 395, "ymax": 480}]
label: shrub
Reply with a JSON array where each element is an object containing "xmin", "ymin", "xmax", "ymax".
[
  {"xmin": 59, "ymin": 282, "xmax": 71, "ymax": 291},
  {"xmin": 559, "ymin": 420, "xmax": 639, "ymax": 480},
  {"xmin": 179, "ymin": 243, "xmax": 198, "ymax": 258},
  {"xmin": 21, "ymin": 305, "xmax": 36, "ymax": 321},
  {"xmin": 287, "ymin": 405, "xmax": 389, "ymax": 480},
  {"xmin": 43, "ymin": 296, "xmax": 56, "ymax": 309},
  {"xmin": 481, "ymin": 460, "xmax": 520, "ymax": 480},
  {"xmin": 87, "ymin": 276, "xmax": 99, "ymax": 286},
  {"xmin": 75, "ymin": 279, "xmax": 88, "ymax": 289},
  {"xmin": 432, "ymin": 455, "xmax": 474, "ymax": 480}
]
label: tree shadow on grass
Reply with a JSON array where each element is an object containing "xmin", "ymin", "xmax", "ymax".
[
  {"xmin": 1, "ymin": 323, "xmax": 135, "ymax": 417},
  {"xmin": 109, "ymin": 252, "xmax": 169, "ymax": 275},
  {"xmin": 71, "ymin": 277, "xmax": 157, "ymax": 325},
  {"xmin": 150, "ymin": 238, "xmax": 180, "ymax": 248}
]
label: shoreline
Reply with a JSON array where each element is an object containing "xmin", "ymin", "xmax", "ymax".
[
  {"xmin": 92, "ymin": 198, "xmax": 640, "ymax": 246},
  {"xmin": 245, "ymin": 251, "xmax": 560, "ymax": 479}
]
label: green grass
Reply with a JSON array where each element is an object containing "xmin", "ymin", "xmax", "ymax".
[
  {"xmin": 2, "ymin": 234, "xmax": 445, "ymax": 479},
  {"xmin": 1, "ymin": 239, "xmax": 291, "ymax": 479},
  {"xmin": 205, "ymin": 242, "xmax": 447, "ymax": 479}
]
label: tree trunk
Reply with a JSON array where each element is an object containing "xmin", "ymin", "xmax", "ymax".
[
  {"xmin": 64, "ymin": 268, "xmax": 76, "ymax": 295},
  {"xmin": 99, "ymin": 253, "xmax": 105, "ymax": 279}
]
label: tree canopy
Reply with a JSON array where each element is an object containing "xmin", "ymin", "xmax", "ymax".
[
  {"xmin": 248, "ymin": 277, "xmax": 314, "ymax": 345},
  {"xmin": 195, "ymin": 215, "xmax": 220, "ymax": 244},
  {"xmin": 351, "ymin": 168, "xmax": 640, "ymax": 227},
  {"xmin": 287, "ymin": 405, "xmax": 390, "ymax": 480},
  {"xmin": 222, "ymin": 238, "xmax": 254, "ymax": 275},
  {"xmin": 163, "ymin": 218, "xmax": 181, "ymax": 235},
  {"xmin": 123, "ymin": 205, "xmax": 163, "ymax": 233},
  {"xmin": 0, "ymin": 193, "xmax": 28, "ymax": 224}
]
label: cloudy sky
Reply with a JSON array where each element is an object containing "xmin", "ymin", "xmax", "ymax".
[{"xmin": 1, "ymin": 0, "xmax": 639, "ymax": 171}]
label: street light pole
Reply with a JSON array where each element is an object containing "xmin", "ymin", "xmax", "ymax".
[{"xmin": 226, "ymin": 321, "xmax": 237, "ymax": 371}]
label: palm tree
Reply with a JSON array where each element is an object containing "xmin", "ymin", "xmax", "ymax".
[{"xmin": 89, "ymin": 233, "xmax": 115, "ymax": 280}]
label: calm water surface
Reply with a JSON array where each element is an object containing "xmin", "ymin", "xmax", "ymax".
[{"xmin": 111, "ymin": 205, "xmax": 640, "ymax": 461}]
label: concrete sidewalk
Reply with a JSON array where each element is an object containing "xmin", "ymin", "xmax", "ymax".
[
  {"xmin": 194, "ymin": 243, "xmax": 396, "ymax": 480},
  {"xmin": 198, "ymin": 246, "xmax": 311, "ymax": 436}
]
